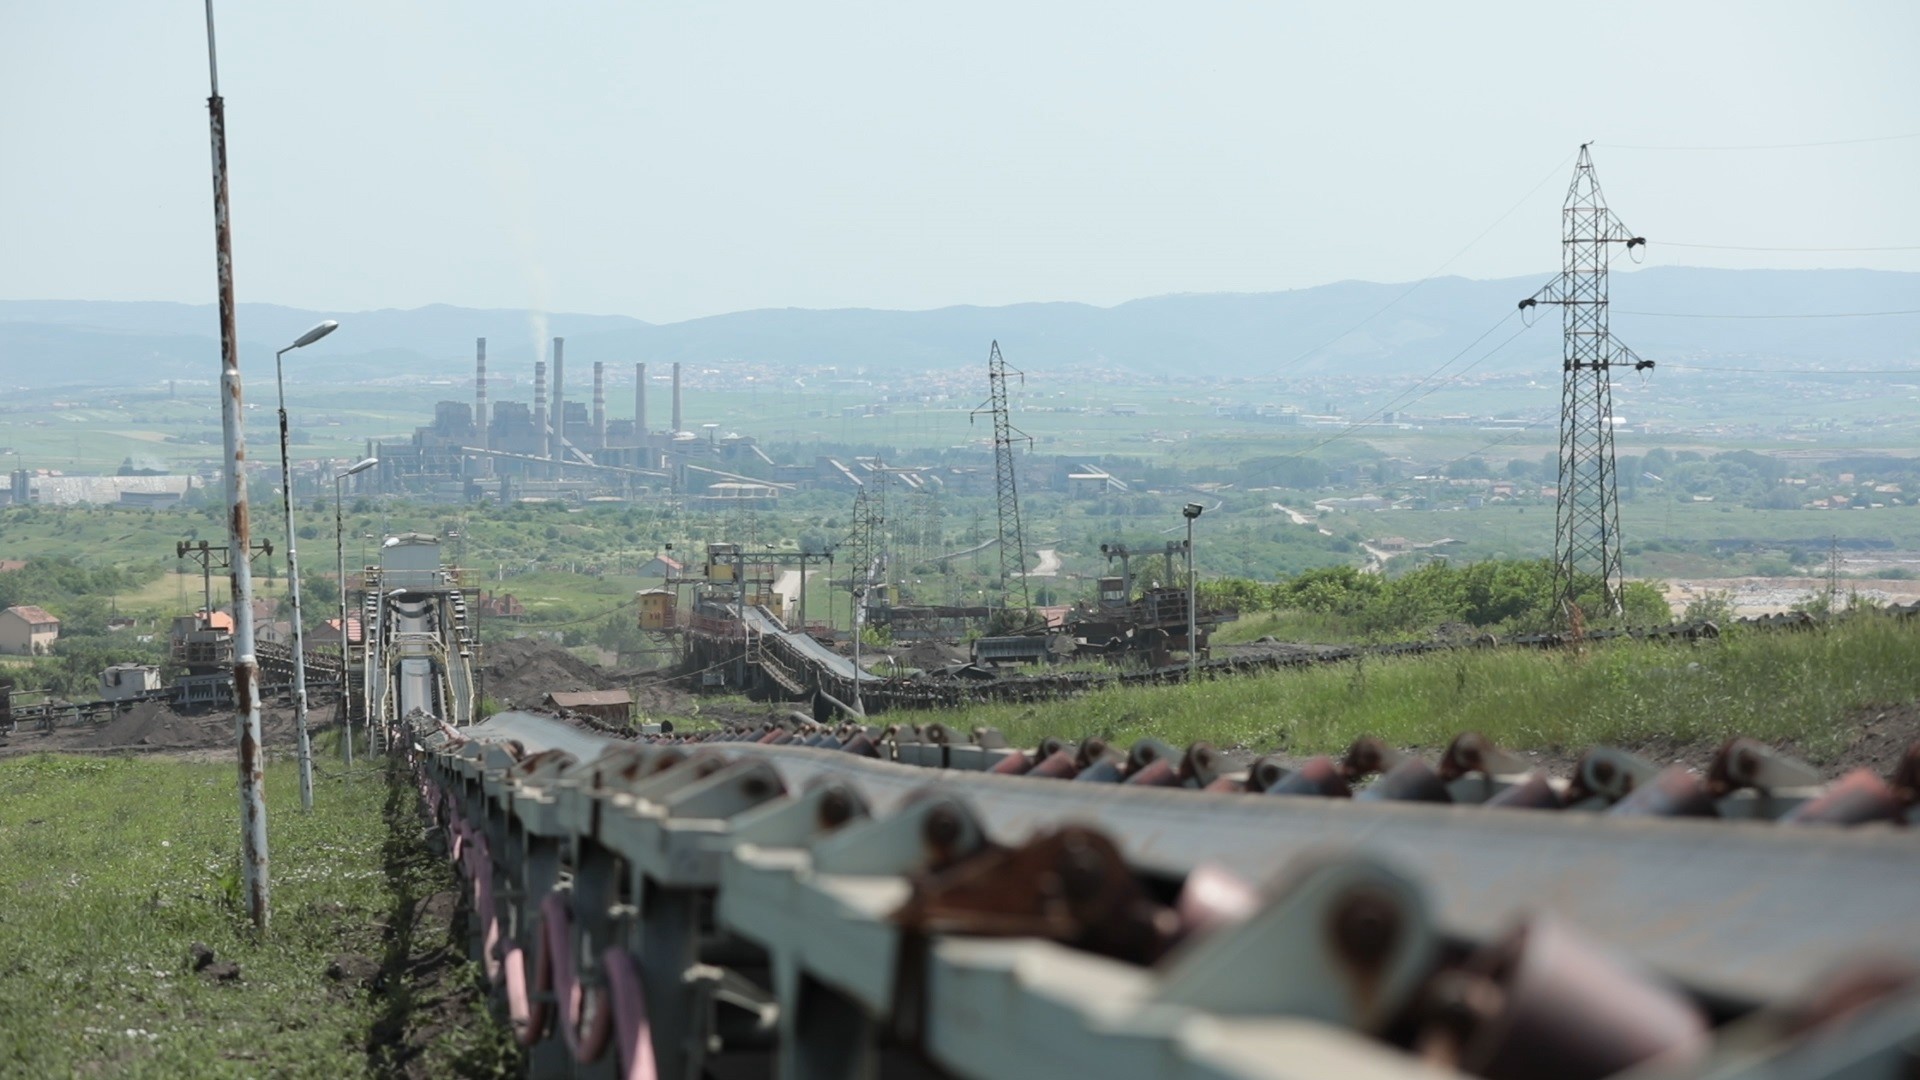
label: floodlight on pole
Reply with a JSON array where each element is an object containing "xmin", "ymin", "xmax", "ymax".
[
  {"xmin": 273, "ymin": 319, "xmax": 339, "ymax": 814},
  {"xmin": 334, "ymin": 455, "xmax": 375, "ymax": 767},
  {"xmin": 1182, "ymin": 504, "xmax": 1203, "ymax": 684},
  {"xmin": 290, "ymin": 320, "xmax": 338, "ymax": 349}
]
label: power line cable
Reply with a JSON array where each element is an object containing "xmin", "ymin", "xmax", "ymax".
[
  {"xmin": 1656, "ymin": 241, "xmax": 1920, "ymax": 252},
  {"xmin": 1604, "ymin": 132, "xmax": 1920, "ymax": 151},
  {"xmin": 1663, "ymin": 363, "xmax": 1920, "ymax": 376},
  {"xmin": 1616, "ymin": 308, "xmax": 1920, "ymax": 320},
  {"xmin": 1314, "ymin": 319, "xmax": 1536, "ymax": 456},
  {"xmin": 1435, "ymin": 414, "xmax": 1557, "ymax": 472},
  {"xmin": 1273, "ymin": 150, "xmax": 1575, "ymax": 373},
  {"xmin": 1238, "ymin": 313, "xmax": 1543, "ymax": 491}
]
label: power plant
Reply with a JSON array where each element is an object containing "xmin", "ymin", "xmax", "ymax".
[{"xmin": 364, "ymin": 337, "xmax": 782, "ymax": 503}]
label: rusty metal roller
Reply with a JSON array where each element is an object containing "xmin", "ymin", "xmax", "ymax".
[
  {"xmin": 1245, "ymin": 755, "xmax": 1290, "ymax": 792},
  {"xmin": 1891, "ymin": 741, "xmax": 1920, "ymax": 808},
  {"xmin": 1122, "ymin": 739, "xmax": 1182, "ymax": 787},
  {"xmin": 1429, "ymin": 916, "xmax": 1708, "ymax": 1080},
  {"xmin": 1262, "ymin": 755, "xmax": 1352, "ymax": 798},
  {"xmin": 1607, "ymin": 766, "xmax": 1718, "ymax": 818},
  {"xmin": 1027, "ymin": 749, "xmax": 1081, "ymax": 780},
  {"xmin": 1438, "ymin": 732, "xmax": 1530, "ymax": 782},
  {"xmin": 1356, "ymin": 759, "xmax": 1453, "ymax": 804},
  {"xmin": 1341, "ymin": 736, "xmax": 1407, "ymax": 782},
  {"xmin": 1071, "ymin": 737, "xmax": 1126, "ymax": 783},
  {"xmin": 1783, "ymin": 769, "xmax": 1906, "ymax": 826},
  {"xmin": 988, "ymin": 749, "xmax": 1034, "ymax": 775},
  {"xmin": 893, "ymin": 825, "xmax": 1178, "ymax": 965},
  {"xmin": 838, "ymin": 731, "xmax": 881, "ymax": 758},
  {"xmin": 1178, "ymin": 742, "xmax": 1224, "ymax": 789},
  {"xmin": 1484, "ymin": 771, "xmax": 1564, "ymax": 811}
]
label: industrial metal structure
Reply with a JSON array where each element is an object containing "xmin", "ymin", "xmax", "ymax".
[
  {"xmin": 329, "ymin": 533, "xmax": 1920, "ymax": 1078},
  {"xmin": 1519, "ymin": 145, "xmax": 1652, "ymax": 618},
  {"xmin": 357, "ymin": 533, "xmax": 480, "ymax": 743},
  {"xmin": 408, "ymin": 707, "xmax": 1920, "ymax": 1080},
  {"xmin": 973, "ymin": 341, "xmax": 1031, "ymax": 612}
]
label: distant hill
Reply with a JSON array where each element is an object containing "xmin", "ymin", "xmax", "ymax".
[{"xmin": 2, "ymin": 267, "xmax": 1915, "ymax": 388}]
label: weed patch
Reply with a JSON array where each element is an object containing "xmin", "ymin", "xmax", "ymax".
[
  {"xmin": 930, "ymin": 612, "xmax": 1920, "ymax": 762},
  {"xmin": 0, "ymin": 751, "xmax": 515, "ymax": 1077}
]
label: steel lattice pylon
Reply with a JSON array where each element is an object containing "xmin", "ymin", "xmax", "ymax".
[
  {"xmin": 972, "ymin": 341, "xmax": 1031, "ymax": 611},
  {"xmin": 846, "ymin": 484, "xmax": 883, "ymax": 587},
  {"xmin": 1520, "ymin": 145, "xmax": 1650, "ymax": 618}
]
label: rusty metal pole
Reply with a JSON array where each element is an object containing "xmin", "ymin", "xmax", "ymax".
[{"xmin": 203, "ymin": 0, "xmax": 269, "ymax": 930}]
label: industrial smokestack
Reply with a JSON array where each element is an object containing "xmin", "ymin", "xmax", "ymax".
[
  {"xmin": 592, "ymin": 361, "xmax": 606, "ymax": 446},
  {"xmin": 474, "ymin": 338, "xmax": 488, "ymax": 450},
  {"xmin": 634, "ymin": 362, "xmax": 647, "ymax": 439},
  {"xmin": 533, "ymin": 359, "xmax": 548, "ymax": 453},
  {"xmin": 550, "ymin": 337, "xmax": 565, "ymax": 462},
  {"xmin": 671, "ymin": 361, "xmax": 683, "ymax": 435}
]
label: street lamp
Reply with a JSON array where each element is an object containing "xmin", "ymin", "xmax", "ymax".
[
  {"xmin": 274, "ymin": 319, "xmax": 338, "ymax": 813},
  {"xmin": 334, "ymin": 456, "xmax": 376, "ymax": 766},
  {"xmin": 851, "ymin": 584, "xmax": 867, "ymax": 716},
  {"xmin": 1183, "ymin": 503, "xmax": 1204, "ymax": 683}
]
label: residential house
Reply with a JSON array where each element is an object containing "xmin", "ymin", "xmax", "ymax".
[
  {"xmin": 0, "ymin": 605, "xmax": 60, "ymax": 655},
  {"xmin": 639, "ymin": 554, "xmax": 686, "ymax": 579}
]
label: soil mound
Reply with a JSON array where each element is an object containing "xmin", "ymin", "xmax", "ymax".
[
  {"xmin": 76, "ymin": 702, "xmax": 230, "ymax": 750},
  {"xmin": 481, "ymin": 638, "xmax": 619, "ymax": 710}
]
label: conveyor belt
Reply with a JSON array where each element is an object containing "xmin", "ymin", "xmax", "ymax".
[{"xmin": 460, "ymin": 710, "xmax": 1920, "ymax": 1005}]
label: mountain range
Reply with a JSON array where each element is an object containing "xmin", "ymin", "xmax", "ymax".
[{"xmin": 1, "ymin": 267, "xmax": 1914, "ymax": 388}]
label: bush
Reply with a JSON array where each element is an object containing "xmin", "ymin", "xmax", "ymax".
[{"xmin": 1207, "ymin": 558, "xmax": 1671, "ymax": 639}]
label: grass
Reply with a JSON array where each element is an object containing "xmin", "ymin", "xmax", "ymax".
[
  {"xmin": 929, "ymin": 612, "xmax": 1920, "ymax": 760},
  {"xmin": 1211, "ymin": 609, "xmax": 1414, "ymax": 646},
  {"xmin": 0, "ymin": 745, "xmax": 513, "ymax": 1077}
]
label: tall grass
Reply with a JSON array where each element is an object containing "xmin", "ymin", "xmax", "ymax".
[
  {"xmin": 0, "ymin": 751, "xmax": 510, "ymax": 1077},
  {"xmin": 936, "ymin": 613, "xmax": 1920, "ymax": 760}
]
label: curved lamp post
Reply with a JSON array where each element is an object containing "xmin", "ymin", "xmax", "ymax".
[
  {"xmin": 334, "ymin": 456, "xmax": 376, "ymax": 765},
  {"xmin": 274, "ymin": 319, "xmax": 337, "ymax": 811},
  {"xmin": 1183, "ymin": 503, "xmax": 1204, "ymax": 683}
]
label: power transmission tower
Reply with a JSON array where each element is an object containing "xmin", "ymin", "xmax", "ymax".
[
  {"xmin": 971, "ymin": 341, "xmax": 1031, "ymax": 611},
  {"xmin": 1519, "ymin": 145, "xmax": 1652, "ymax": 618},
  {"xmin": 846, "ymin": 484, "xmax": 883, "ymax": 588}
]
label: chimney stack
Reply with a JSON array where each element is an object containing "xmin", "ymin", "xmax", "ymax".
[
  {"xmin": 671, "ymin": 361, "xmax": 683, "ymax": 435},
  {"xmin": 634, "ymin": 362, "xmax": 647, "ymax": 440},
  {"xmin": 533, "ymin": 358, "xmax": 548, "ymax": 455},
  {"xmin": 550, "ymin": 337, "xmax": 566, "ymax": 462},
  {"xmin": 592, "ymin": 361, "xmax": 606, "ymax": 446},
  {"xmin": 474, "ymin": 338, "xmax": 488, "ymax": 450}
]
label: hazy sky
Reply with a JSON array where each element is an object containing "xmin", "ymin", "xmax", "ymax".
[{"xmin": 3, "ymin": 1, "xmax": 1916, "ymax": 323}]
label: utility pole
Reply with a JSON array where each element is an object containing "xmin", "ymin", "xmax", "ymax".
[
  {"xmin": 176, "ymin": 539, "xmax": 274, "ymax": 618},
  {"xmin": 1519, "ymin": 145, "xmax": 1652, "ymax": 619},
  {"xmin": 1826, "ymin": 534, "xmax": 1841, "ymax": 613},
  {"xmin": 971, "ymin": 341, "xmax": 1032, "ymax": 613},
  {"xmin": 201, "ymin": 0, "xmax": 269, "ymax": 930}
]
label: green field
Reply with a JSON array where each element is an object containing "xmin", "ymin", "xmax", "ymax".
[
  {"xmin": 929, "ymin": 612, "xmax": 1920, "ymax": 761},
  {"xmin": 0, "ymin": 746, "xmax": 514, "ymax": 1077}
]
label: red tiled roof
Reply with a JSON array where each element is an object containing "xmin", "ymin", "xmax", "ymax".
[{"xmin": 2, "ymin": 604, "xmax": 58, "ymax": 625}]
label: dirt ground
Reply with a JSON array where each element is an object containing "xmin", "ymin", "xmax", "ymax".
[
  {"xmin": 480, "ymin": 637, "xmax": 779, "ymax": 727},
  {"xmin": 0, "ymin": 637, "xmax": 789, "ymax": 758},
  {"xmin": 0, "ymin": 698, "xmax": 328, "ymax": 758},
  {"xmin": 1662, "ymin": 575, "xmax": 1920, "ymax": 617}
]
